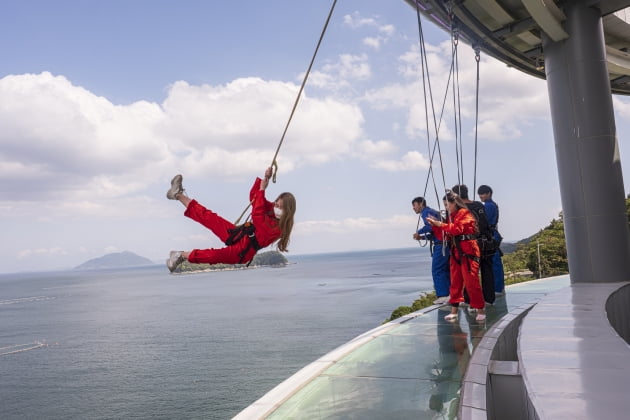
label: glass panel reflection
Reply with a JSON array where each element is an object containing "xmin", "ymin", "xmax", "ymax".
[{"xmin": 267, "ymin": 276, "xmax": 570, "ymax": 419}]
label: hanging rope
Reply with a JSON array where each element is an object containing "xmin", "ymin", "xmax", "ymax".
[
  {"xmin": 268, "ymin": 0, "xmax": 338, "ymax": 182},
  {"xmin": 234, "ymin": 0, "xmax": 337, "ymax": 225}
]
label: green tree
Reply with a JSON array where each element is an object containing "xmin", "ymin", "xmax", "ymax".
[
  {"xmin": 525, "ymin": 218, "xmax": 568, "ymax": 278},
  {"xmin": 503, "ymin": 196, "xmax": 630, "ymax": 278}
]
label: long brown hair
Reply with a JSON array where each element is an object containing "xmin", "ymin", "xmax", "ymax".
[{"xmin": 276, "ymin": 192, "xmax": 296, "ymax": 252}]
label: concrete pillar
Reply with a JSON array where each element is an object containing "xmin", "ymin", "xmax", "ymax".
[{"xmin": 542, "ymin": 0, "xmax": 630, "ymax": 283}]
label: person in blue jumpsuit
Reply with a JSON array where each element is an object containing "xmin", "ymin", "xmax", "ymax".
[
  {"xmin": 477, "ymin": 185, "xmax": 505, "ymax": 294},
  {"xmin": 412, "ymin": 197, "xmax": 451, "ymax": 304}
]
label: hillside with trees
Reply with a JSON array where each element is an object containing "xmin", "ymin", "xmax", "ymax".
[{"xmin": 502, "ymin": 195, "xmax": 630, "ymax": 280}]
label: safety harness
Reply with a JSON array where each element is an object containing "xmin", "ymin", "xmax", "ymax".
[
  {"xmin": 450, "ymin": 233, "xmax": 480, "ymax": 273},
  {"xmin": 224, "ymin": 221, "xmax": 262, "ymax": 264}
]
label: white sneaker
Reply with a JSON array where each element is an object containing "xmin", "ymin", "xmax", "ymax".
[
  {"xmin": 166, "ymin": 251, "xmax": 185, "ymax": 272},
  {"xmin": 476, "ymin": 313, "xmax": 486, "ymax": 322},
  {"xmin": 433, "ymin": 296, "xmax": 449, "ymax": 305},
  {"xmin": 166, "ymin": 175, "xmax": 185, "ymax": 200},
  {"xmin": 444, "ymin": 313, "xmax": 458, "ymax": 322}
]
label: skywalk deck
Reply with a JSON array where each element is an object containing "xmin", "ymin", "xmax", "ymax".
[{"xmin": 235, "ymin": 276, "xmax": 577, "ymax": 418}]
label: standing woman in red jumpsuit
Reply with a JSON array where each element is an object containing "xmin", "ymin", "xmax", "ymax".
[
  {"xmin": 427, "ymin": 191, "xmax": 486, "ymax": 322},
  {"xmin": 165, "ymin": 167, "xmax": 296, "ymax": 272}
]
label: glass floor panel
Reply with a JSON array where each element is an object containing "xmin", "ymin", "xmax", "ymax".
[{"xmin": 267, "ymin": 276, "xmax": 570, "ymax": 419}]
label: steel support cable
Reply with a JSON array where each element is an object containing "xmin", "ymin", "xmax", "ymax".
[
  {"xmin": 415, "ymin": 6, "xmax": 452, "ymax": 201},
  {"xmin": 456, "ymin": 33, "xmax": 465, "ymax": 185},
  {"xmin": 233, "ymin": 0, "xmax": 338, "ymax": 225},
  {"xmin": 448, "ymin": 4, "xmax": 481, "ymax": 195},
  {"xmin": 420, "ymin": 39, "xmax": 459, "ymax": 205},
  {"xmin": 415, "ymin": 5, "xmax": 438, "ymax": 201},
  {"xmin": 414, "ymin": 2, "xmax": 456, "ymax": 240},
  {"xmin": 423, "ymin": 73, "xmax": 455, "ymax": 201},
  {"xmin": 414, "ymin": 3, "xmax": 437, "ymax": 241},
  {"xmin": 451, "ymin": 21, "xmax": 464, "ymax": 187},
  {"xmin": 473, "ymin": 46, "xmax": 481, "ymax": 195}
]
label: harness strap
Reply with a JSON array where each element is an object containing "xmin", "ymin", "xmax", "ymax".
[
  {"xmin": 225, "ymin": 222, "xmax": 263, "ymax": 264},
  {"xmin": 455, "ymin": 234, "xmax": 478, "ymax": 241},
  {"xmin": 449, "ymin": 233, "xmax": 480, "ymax": 272},
  {"xmin": 461, "ymin": 253, "xmax": 480, "ymax": 263}
]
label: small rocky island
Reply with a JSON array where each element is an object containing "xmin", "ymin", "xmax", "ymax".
[
  {"xmin": 175, "ymin": 250, "xmax": 288, "ymax": 273},
  {"xmin": 74, "ymin": 251, "xmax": 155, "ymax": 270}
]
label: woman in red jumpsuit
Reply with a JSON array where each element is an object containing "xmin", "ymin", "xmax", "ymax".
[
  {"xmin": 165, "ymin": 167, "xmax": 296, "ymax": 272},
  {"xmin": 427, "ymin": 191, "xmax": 486, "ymax": 322}
]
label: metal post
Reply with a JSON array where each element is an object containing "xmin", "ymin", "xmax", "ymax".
[
  {"xmin": 537, "ymin": 241, "xmax": 542, "ymax": 279},
  {"xmin": 542, "ymin": 0, "xmax": 630, "ymax": 283}
]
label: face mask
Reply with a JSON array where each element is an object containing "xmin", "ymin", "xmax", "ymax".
[{"xmin": 274, "ymin": 207, "xmax": 283, "ymax": 219}]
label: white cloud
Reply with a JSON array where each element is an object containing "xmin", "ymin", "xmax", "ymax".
[
  {"xmin": 372, "ymin": 150, "xmax": 430, "ymax": 172},
  {"xmin": 161, "ymin": 77, "xmax": 364, "ymax": 170},
  {"xmin": 363, "ymin": 37, "xmax": 381, "ymax": 49},
  {"xmin": 613, "ymin": 96, "xmax": 630, "ymax": 120},
  {"xmin": 343, "ymin": 12, "xmax": 395, "ymax": 51},
  {"xmin": 0, "ymin": 73, "xmax": 364, "ymax": 201},
  {"xmin": 297, "ymin": 213, "xmax": 415, "ymax": 234},
  {"xmin": 307, "ymin": 54, "xmax": 371, "ymax": 90},
  {"xmin": 362, "ymin": 42, "xmax": 549, "ymax": 144},
  {"xmin": 354, "ymin": 139, "xmax": 398, "ymax": 159},
  {"xmin": 342, "ymin": 13, "xmax": 378, "ymax": 29},
  {"xmin": 352, "ymin": 140, "xmax": 428, "ymax": 171},
  {"xmin": 476, "ymin": 120, "xmax": 522, "ymax": 142},
  {"xmin": 0, "ymin": 72, "xmax": 168, "ymax": 200},
  {"xmin": 17, "ymin": 247, "xmax": 67, "ymax": 259},
  {"xmin": 379, "ymin": 24, "xmax": 395, "ymax": 37}
]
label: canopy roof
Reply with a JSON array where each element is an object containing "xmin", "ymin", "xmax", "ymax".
[{"xmin": 405, "ymin": 0, "xmax": 630, "ymax": 94}]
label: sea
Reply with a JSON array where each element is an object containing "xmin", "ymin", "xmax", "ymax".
[{"xmin": 0, "ymin": 247, "xmax": 433, "ymax": 420}]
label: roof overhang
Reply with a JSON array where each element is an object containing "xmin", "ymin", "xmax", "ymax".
[{"xmin": 405, "ymin": 0, "xmax": 630, "ymax": 95}]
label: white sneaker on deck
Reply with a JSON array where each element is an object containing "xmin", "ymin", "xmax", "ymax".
[
  {"xmin": 476, "ymin": 313, "xmax": 487, "ymax": 322},
  {"xmin": 166, "ymin": 251, "xmax": 185, "ymax": 272},
  {"xmin": 166, "ymin": 174, "xmax": 185, "ymax": 200}
]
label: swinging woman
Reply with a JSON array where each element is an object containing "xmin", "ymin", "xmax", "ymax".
[
  {"xmin": 165, "ymin": 167, "xmax": 296, "ymax": 272},
  {"xmin": 427, "ymin": 190, "xmax": 486, "ymax": 322}
]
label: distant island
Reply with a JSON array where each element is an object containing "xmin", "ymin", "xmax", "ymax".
[
  {"xmin": 74, "ymin": 251, "xmax": 155, "ymax": 270},
  {"xmin": 174, "ymin": 250, "xmax": 288, "ymax": 274}
]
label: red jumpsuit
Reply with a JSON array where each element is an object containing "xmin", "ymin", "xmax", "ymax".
[
  {"xmin": 184, "ymin": 177, "xmax": 281, "ymax": 265},
  {"xmin": 437, "ymin": 208, "xmax": 485, "ymax": 310}
]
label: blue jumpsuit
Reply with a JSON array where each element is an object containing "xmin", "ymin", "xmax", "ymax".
[
  {"xmin": 482, "ymin": 198, "xmax": 505, "ymax": 293},
  {"xmin": 418, "ymin": 207, "xmax": 451, "ymax": 298}
]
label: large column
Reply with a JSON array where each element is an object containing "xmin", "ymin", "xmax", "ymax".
[{"xmin": 542, "ymin": 0, "xmax": 630, "ymax": 283}]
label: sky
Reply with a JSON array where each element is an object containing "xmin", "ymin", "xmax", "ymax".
[{"xmin": 3, "ymin": 0, "xmax": 630, "ymax": 274}]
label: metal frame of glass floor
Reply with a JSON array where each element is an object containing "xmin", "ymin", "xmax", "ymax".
[{"xmin": 235, "ymin": 276, "xmax": 577, "ymax": 419}]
